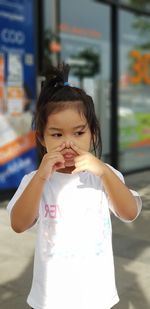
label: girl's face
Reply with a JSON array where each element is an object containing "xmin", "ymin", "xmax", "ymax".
[{"xmin": 41, "ymin": 105, "xmax": 92, "ymax": 173}]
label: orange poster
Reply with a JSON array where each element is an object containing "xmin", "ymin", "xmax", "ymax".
[{"xmin": 7, "ymin": 86, "xmax": 24, "ymax": 115}]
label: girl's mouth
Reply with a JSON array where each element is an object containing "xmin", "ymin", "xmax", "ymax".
[
  {"xmin": 63, "ymin": 153, "xmax": 75, "ymax": 160},
  {"xmin": 62, "ymin": 149, "xmax": 76, "ymax": 160}
]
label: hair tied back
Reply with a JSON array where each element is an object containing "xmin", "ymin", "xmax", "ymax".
[{"xmin": 41, "ymin": 63, "xmax": 70, "ymax": 90}]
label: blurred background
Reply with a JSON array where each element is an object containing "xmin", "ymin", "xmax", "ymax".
[
  {"xmin": 0, "ymin": 0, "xmax": 150, "ymax": 308},
  {"xmin": 0, "ymin": 0, "xmax": 150, "ymax": 196}
]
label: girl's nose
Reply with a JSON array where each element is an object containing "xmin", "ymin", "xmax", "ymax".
[{"xmin": 65, "ymin": 140, "xmax": 70, "ymax": 149}]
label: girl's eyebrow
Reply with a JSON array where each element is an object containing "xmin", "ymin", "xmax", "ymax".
[
  {"xmin": 48, "ymin": 124, "xmax": 87, "ymax": 131},
  {"xmin": 73, "ymin": 124, "xmax": 87, "ymax": 130},
  {"xmin": 48, "ymin": 127, "xmax": 63, "ymax": 131}
]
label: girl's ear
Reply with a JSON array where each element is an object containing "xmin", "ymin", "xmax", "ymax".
[{"xmin": 36, "ymin": 131, "xmax": 46, "ymax": 147}]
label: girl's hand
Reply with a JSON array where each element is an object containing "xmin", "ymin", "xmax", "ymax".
[
  {"xmin": 70, "ymin": 142, "xmax": 106, "ymax": 177},
  {"xmin": 36, "ymin": 143, "xmax": 66, "ymax": 180}
]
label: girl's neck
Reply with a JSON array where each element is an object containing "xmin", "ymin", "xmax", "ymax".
[
  {"xmin": 57, "ymin": 166, "xmax": 74, "ymax": 174},
  {"xmin": 57, "ymin": 166, "xmax": 75, "ymax": 174}
]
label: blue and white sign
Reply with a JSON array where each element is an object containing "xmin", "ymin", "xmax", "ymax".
[{"xmin": 0, "ymin": 0, "xmax": 37, "ymax": 190}]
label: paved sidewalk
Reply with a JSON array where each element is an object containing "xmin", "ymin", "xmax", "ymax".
[
  {"xmin": 113, "ymin": 171, "xmax": 150, "ymax": 309},
  {"xmin": 0, "ymin": 170, "xmax": 149, "ymax": 309}
]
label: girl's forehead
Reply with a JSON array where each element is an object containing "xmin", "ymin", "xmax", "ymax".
[{"xmin": 47, "ymin": 107, "xmax": 86, "ymax": 124}]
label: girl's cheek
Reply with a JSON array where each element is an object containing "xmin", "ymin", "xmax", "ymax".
[
  {"xmin": 45, "ymin": 141, "xmax": 60, "ymax": 152},
  {"xmin": 77, "ymin": 138, "xmax": 91, "ymax": 149}
]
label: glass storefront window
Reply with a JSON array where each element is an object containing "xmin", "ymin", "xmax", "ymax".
[
  {"xmin": 44, "ymin": 0, "xmax": 110, "ymax": 159},
  {"xmin": 118, "ymin": 10, "xmax": 150, "ymax": 171},
  {"xmin": 43, "ymin": 0, "xmax": 111, "ymax": 161},
  {"xmin": 119, "ymin": 0, "xmax": 150, "ymax": 12}
]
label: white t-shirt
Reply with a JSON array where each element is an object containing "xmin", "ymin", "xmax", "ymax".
[{"xmin": 7, "ymin": 165, "xmax": 142, "ymax": 309}]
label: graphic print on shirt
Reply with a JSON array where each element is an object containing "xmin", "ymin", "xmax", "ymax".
[
  {"xmin": 44, "ymin": 204, "xmax": 61, "ymax": 219},
  {"xmin": 42, "ymin": 203, "xmax": 62, "ymax": 258},
  {"xmin": 41, "ymin": 187, "xmax": 112, "ymax": 259}
]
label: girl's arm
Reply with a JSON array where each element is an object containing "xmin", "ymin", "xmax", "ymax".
[
  {"xmin": 11, "ymin": 173, "xmax": 46, "ymax": 233},
  {"xmin": 100, "ymin": 164, "xmax": 138, "ymax": 220},
  {"xmin": 71, "ymin": 142, "xmax": 139, "ymax": 221},
  {"xmin": 11, "ymin": 144, "xmax": 65, "ymax": 233}
]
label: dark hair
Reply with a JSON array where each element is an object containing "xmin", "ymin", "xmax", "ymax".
[{"xmin": 33, "ymin": 63, "xmax": 102, "ymax": 160}]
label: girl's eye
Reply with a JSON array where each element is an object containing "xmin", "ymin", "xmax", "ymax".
[
  {"xmin": 74, "ymin": 131, "xmax": 84, "ymax": 136},
  {"xmin": 51, "ymin": 133, "xmax": 62, "ymax": 137}
]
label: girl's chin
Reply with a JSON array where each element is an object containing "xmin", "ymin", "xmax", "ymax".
[
  {"xmin": 57, "ymin": 161, "xmax": 75, "ymax": 173},
  {"xmin": 58, "ymin": 166, "xmax": 74, "ymax": 174},
  {"xmin": 65, "ymin": 160, "xmax": 74, "ymax": 166}
]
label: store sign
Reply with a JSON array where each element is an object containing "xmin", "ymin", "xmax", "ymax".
[
  {"xmin": 0, "ymin": 54, "xmax": 4, "ymax": 111},
  {"xmin": 1, "ymin": 28, "xmax": 25, "ymax": 45},
  {"xmin": 0, "ymin": 0, "xmax": 37, "ymax": 190},
  {"xmin": 129, "ymin": 50, "xmax": 150, "ymax": 84}
]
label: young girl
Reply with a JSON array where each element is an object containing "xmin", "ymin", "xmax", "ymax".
[{"xmin": 7, "ymin": 64, "xmax": 142, "ymax": 309}]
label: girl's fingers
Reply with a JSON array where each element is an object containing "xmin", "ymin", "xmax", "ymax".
[
  {"xmin": 46, "ymin": 152, "xmax": 65, "ymax": 162},
  {"xmin": 43, "ymin": 154, "xmax": 65, "ymax": 172},
  {"xmin": 55, "ymin": 161, "xmax": 65, "ymax": 170},
  {"xmin": 74, "ymin": 154, "xmax": 87, "ymax": 163},
  {"xmin": 72, "ymin": 166, "xmax": 85, "ymax": 174},
  {"xmin": 56, "ymin": 142, "xmax": 66, "ymax": 151},
  {"xmin": 72, "ymin": 162, "xmax": 86, "ymax": 174},
  {"xmin": 70, "ymin": 142, "xmax": 85, "ymax": 155},
  {"xmin": 54, "ymin": 154, "xmax": 65, "ymax": 165},
  {"xmin": 46, "ymin": 143, "xmax": 65, "ymax": 155},
  {"xmin": 74, "ymin": 159, "xmax": 85, "ymax": 167}
]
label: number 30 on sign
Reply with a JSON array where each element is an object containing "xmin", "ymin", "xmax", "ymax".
[{"xmin": 129, "ymin": 50, "xmax": 150, "ymax": 85}]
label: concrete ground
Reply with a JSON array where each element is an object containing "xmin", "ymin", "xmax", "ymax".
[
  {"xmin": 0, "ymin": 170, "xmax": 149, "ymax": 309},
  {"xmin": 113, "ymin": 171, "xmax": 150, "ymax": 309}
]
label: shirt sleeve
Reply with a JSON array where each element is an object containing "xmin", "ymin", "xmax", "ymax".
[
  {"xmin": 7, "ymin": 171, "xmax": 36, "ymax": 216},
  {"xmin": 106, "ymin": 164, "xmax": 142, "ymax": 222}
]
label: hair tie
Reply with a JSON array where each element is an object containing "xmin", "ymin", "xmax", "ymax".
[{"xmin": 64, "ymin": 82, "xmax": 70, "ymax": 86}]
